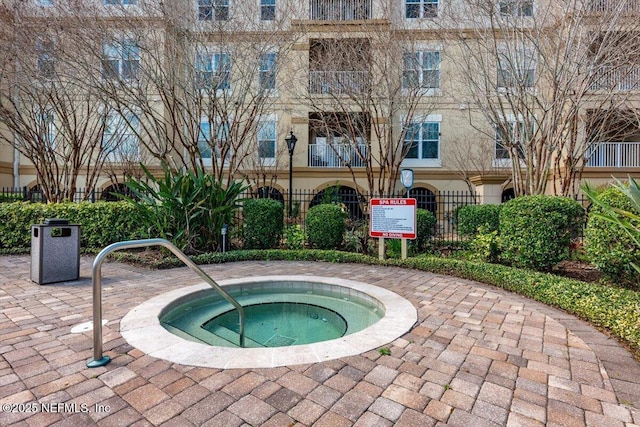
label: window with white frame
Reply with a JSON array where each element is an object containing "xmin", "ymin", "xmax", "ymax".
[
  {"xmin": 36, "ymin": 109, "xmax": 57, "ymax": 148},
  {"xmin": 497, "ymin": 48, "xmax": 535, "ymax": 89},
  {"xmin": 36, "ymin": 0, "xmax": 53, "ymax": 6},
  {"xmin": 198, "ymin": 0, "xmax": 229, "ymax": 21},
  {"xmin": 258, "ymin": 119, "xmax": 276, "ymax": 161},
  {"xmin": 499, "ymin": 0, "xmax": 533, "ymax": 17},
  {"xmin": 103, "ymin": 111, "xmax": 140, "ymax": 160},
  {"xmin": 198, "ymin": 119, "xmax": 231, "ymax": 162},
  {"xmin": 196, "ymin": 52, "xmax": 231, "ymax": 90},
  {"xmin": 405, "ymin": 0, "xmax": 438, "ymax": 18},
  {"xmin": 402, "ymin": 50, "xmax": 440, "ymax": 90},
  {"xmin": 261, "ymin": 0, "xmax": 275, "ymax": 20},
  {"xmin": 494, "ymin": 120, "xmax": 529, "ymax": 160},
  {"xmin": 259, "ymin": 52, "xmax": 277, "ymax": 90},
  {"xmin": 403, "ymin": 118, "xmax": 440, "ymax": 166},
  {"xmin": 36, "ymin": 38, "xmax": 55, "ymax": 79},
  {"xmin": 102, "ymin": 39, "xmax": 140, "ymax": 81}
]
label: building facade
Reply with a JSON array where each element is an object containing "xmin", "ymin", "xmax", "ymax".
[{"xmin": 0, "ymin": 0, "xmax": 639, "ymax": 205}]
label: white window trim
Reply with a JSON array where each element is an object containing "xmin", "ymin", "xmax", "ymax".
[
  {"xmin": 103, "ymin": 110, "xmax": 140, "ymax": 162},
  {"xmin": 402, "ymin": 114, "xmax": 442, "ymax": 168},
  {"xmin": 257, "ymin": 114, "xmax": 278, "ymax": 166},
  {"xmin": 198, "ymin": 117, "xmax": 232, "ymax": 166},
  {"xmin": 402, "ymin": 47, "xmax": 442, "ymax": 96},
  {"xmin": 492, "ymin": 114, "xmax": 529, "ymax": 167},
  {"xmin": 196, "ymin": 49, "xmax": 232, "ymax": 93},
  {"xmin": 405, "ymin": 0, "xmax": 439, "ymax": 19},
  {"xmin": 258, "ymin": 51, "xmax": 278, "ymax": 94},
  {"xmin": 260, "ymin": 0, "xmax": 276, "ymax": 21}
]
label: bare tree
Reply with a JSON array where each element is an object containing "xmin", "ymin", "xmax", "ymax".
[
  {"xmin": 447, "ymin": 0, "xmax": 640, "ymax": 197},
  {"xmin": 0, "ymin": 3, "xmax": 118, "ymax": 202},
  {"xmin": 292, "ymin": 7, "xmax": 442, "ymax": 196},
  {"xmin": 75, "ymin": 0, "xmax": 303, "ymax": 186}
]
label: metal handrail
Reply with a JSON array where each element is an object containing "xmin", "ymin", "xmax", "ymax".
[{"xmin": 86, "ymin": 238, "xmax": 245, "ymax": 368}]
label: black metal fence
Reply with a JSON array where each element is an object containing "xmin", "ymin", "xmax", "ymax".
[{"xmin": 1, "ymin": 185, "xmax": 591, "ymax": 243}]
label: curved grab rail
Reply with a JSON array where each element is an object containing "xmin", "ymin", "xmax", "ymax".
[{"xmin": 87, "ymin": 238, "xmax": 245, "ymax": 368}]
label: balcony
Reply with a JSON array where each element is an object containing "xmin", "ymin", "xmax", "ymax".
[
  {"xmin": 308, "ymin": 142, "xmax": 368, "ymax": 167},
  {"xmin": 309, "ymin": 70, "xmax": 369, "ymax": 94},
  {"xmin": 590, "ymin": 66, "xmax": 640, "ymax": 91},
  {"xmin": 587, "ymin": 0, "xmax": 640, "ymax": 13},
  {"xmin": 309, "ymin": 0, "xmax": 371, "ymax": 20},
  {"xmin": 586, "ymin": 142, "xmax": 640, "ymax": 167}
]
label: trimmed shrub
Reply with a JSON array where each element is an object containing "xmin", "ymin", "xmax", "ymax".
[
  {"xmin": 499, "ymin": 196, "xmax": 585, "ymax": 271},
  {"xmin": 0, "ymin": 201, "xmax": 150, "ymax": 250},
  {"xmin": 457, "ymin": 204, "xmax": 502, "ymax": 237},
  {"xmin": 307, "ymin": 204, "xmax": 347, "ymax": 249},
  {"xmin": 585, "ymin": 187, "xmax": 640, "ymax": 287},
  {"xmin": 413, "ymin": 209, "xmax": 436, "ymax": 252},
  {"xmin": 243, "ymin": 198, "xmax": 284, "ymax": 249}
]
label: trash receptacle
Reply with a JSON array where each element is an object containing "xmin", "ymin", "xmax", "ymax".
[{"xmin": 31, "ymin": 219, "xmax": 80, "ymax": 284}]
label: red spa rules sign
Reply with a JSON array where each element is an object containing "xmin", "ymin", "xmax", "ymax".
[{"xmin": 369, "ymin": 198, "xmax": 417, "ymax": 239}]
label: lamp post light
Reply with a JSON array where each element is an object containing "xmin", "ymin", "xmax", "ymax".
[
  {"xmin": 400, "ymin": 168, "xmax": 414, "ymax": 198},
  {"xmin": 285, "ymin": 130, "xmax": 298, "ymax": 217}
]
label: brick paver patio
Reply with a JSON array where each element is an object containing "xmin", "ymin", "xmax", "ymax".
[{"xmin": 1, "ymin": 255, "xmax": 639, "ymax": 426}]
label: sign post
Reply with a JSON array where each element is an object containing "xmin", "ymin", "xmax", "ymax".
[{"xmin": 369, "ymin": 198, "xmax": 417, "ymax": 260}]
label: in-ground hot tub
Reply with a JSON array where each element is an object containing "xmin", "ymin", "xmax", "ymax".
[{"xmin": 120, "ymin": 276, "xmax": 417, "ymax": 368}]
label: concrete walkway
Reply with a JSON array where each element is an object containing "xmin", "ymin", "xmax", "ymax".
[{"xmin": 1, "ymin": 255, "xmax": 639, "ymax": 426}]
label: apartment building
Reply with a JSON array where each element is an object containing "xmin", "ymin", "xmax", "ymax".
[{"xmin": 0, "ymin": 0, "xmax": 639, "ymax": 206}]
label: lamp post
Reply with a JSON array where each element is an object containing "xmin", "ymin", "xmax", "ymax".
[
  {"xmin": 285, "ymin": 130, "xmax": 298, "ymax": 217},
  {"xmin": 400, "ymin": 168, "xmax": 414, "ymax": 197}
]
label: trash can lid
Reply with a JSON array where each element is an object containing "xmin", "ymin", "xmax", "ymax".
[{"xmin": 43, "ymin": 218, "xmax": 69, "ymax": 225}]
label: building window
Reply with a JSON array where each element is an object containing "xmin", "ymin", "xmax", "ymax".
[
  {"xmin": 259, "ymin": 52, "xmax": 277, "ymax": 90},
  {"xmin": 404, "ymin": 121, "xmax": 439, "ymax": 160},
  {"xmin": 196, "ymin": 52, "xmax": 231, "ymax": 90},
  {"xmin": 103, "ymin": 111, "xmax": 140, "ymax": 160},
  {"xmin": 198, "ymin": 0, "xmax": 229, "ymax": 21},
  {"xmin": 36, "ymin": 0, "xmax": 53, "ymax": 6},
  {"xmin": 36, "ymin": 109, "xmax": 57, "ymax": 148},
  {"xmin": 198, "ymin": 119, "xmax": 231, "ymax": 161},
  {"xmin": 405, "ymin": 0, "xmax": 438, "ymax": 18},
  {"xmin": 102, "ymin": 39, "xmax": 140, "ymax": 81},
  {"xmin": 402, "ymin": 51, "xmax": 440, "ymax": 90},
  {"xmin": 258, "ymin": 120, "xmax": 276, "ymax": 160},
  {"xmin": 36, "ymin": 39, "xmax": 55, "ymax": 79},
  {"xmin": 497, "ymin": 49, "xmax": 535, "ymax": 88},
  {"xmin": 499, "ymin": 0, "xmax": 533, "ymax": 17},
  {"xmin": 495, "ymin": 121, "xmax": 528, "ymax": 160},
  {"xmin": 261, "ymin": 0, "xmax": 275, "ymax": 20}
]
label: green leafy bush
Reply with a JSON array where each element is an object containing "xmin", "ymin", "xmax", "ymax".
[
  {"xmin": 469, "ymin": 226, "xmax": 500, "ymax": 263},
  {"xmin": 413, "ymin": 209, "xmax": 436, "ymax": 252},
  {"xmin": 584, "ymin": 185, "xmax": 640, "ymax": 287},
  {"xmin": 457, "ymin": 204, "xmax": 502, "ymax": 237},
  {"xmin": 123, "ymin": 164, "xmax": 245, "ymax": 253},
  {"xmin": 0, "ymin": 201, "xmax": 149, "ymax": 250},
  {"xmin": 307, "ymin": 204, "xmax": 347, "ymax": 249},
  {"xmin": 243, "ymin": 198, "xmax": 284, "ymax": 249},
  {"xmin": 499, "ymin": 196, "xmax": 585, "ymax": 271},
  {"xmin": 283, "ymin": 224, "xmax": 305, "ymax": 250}
]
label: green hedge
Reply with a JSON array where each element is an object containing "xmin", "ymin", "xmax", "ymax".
[
  {"xmin": 585, "ymin": 187, "xmax": 640, "ymax": 287},
  {"xmin": 414, "ymin": 209, "xmax": 436, "ymax": 252},
  {"xmin": 307, "ymin": 204, "xmax": 347, "ymax": 249},
  {"xmin": 242, "ymin": 198, "xmax": 284, "ymax": 249},
  {"xmin": 112, "ymin": 249, "xmax": 640, "ymax": 356},
  {"xmin": 500, "ymin": 196, "xmax": 585, "ymax": 271},
  {"xmin": 0, "ymin": 201, "xmax": 150, "ymax": 250},
  {"xmin": 457, "ymin": 204, "xmax": 502, "ymax": 237}
]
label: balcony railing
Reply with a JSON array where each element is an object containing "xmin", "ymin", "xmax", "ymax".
[
  {"xmin": 309, "ymin": 70, "xmax": 369, "ymax": 94},
  {"xmin": 309, "ymin": 0, "xmax": 371, "ymax": 20},
  {"xmin": 586, "ymin": 142, "xmax": 640, "ymax": 167},
  {"xmin": 587, "ymin": 0, "xmax": 640, "ymax": 13},
  {"xmin": 308, "ymin": 143, "xmax": 368, "ymax": 167},
  {"xmin": 590, "ymin": 66, "xmax": 640, "ymax": 91}
]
